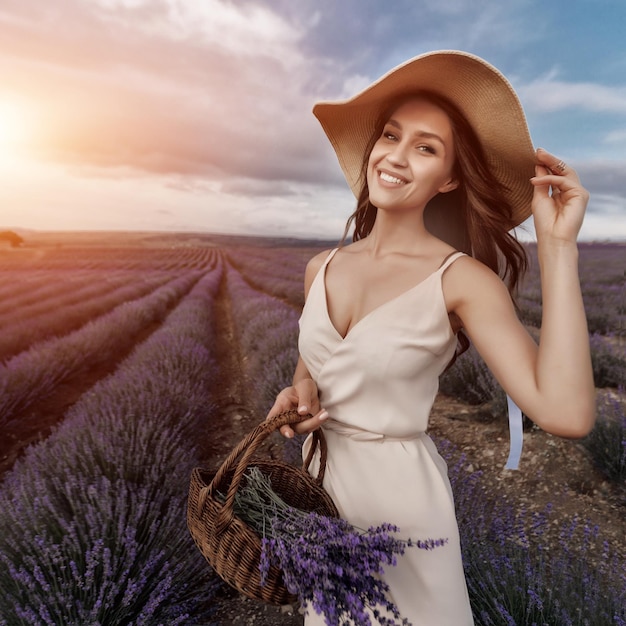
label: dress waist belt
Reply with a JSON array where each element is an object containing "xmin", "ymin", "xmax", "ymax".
[{"xmin": 322, "ymin": 419, "xmax": 425, "ymax": 443}]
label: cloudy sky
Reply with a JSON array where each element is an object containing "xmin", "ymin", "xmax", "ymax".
[{"xmin": 1, "ymin": 0, "xmax": 625, "ymax": 241}]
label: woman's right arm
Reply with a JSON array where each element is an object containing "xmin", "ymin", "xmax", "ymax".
[{"xmin": 266, "ymin": 249, "xmax": 332, "ymax": 438}]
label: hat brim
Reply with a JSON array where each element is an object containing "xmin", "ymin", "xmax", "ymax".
[{"xmin": 313, "ymin": 50, "xmax": 536, "ymax": 229}]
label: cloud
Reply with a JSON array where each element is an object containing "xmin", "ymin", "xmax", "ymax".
[
  {"xmin": 221, "ymin": 178, "xmax": 298, "ymax": 197},
  {"xmin": 1, "ymin": 0, "xmax": 624, "ymax": 240},
  {"xmin": 0, "ymin": 0, "xmax": 557, "ymax": 196},
  {"xmin": 91, "ymin": 0, "xmax": 303, "ymax": 64},
  {"xmin": 0, "ymin": 0, "xmax": 339, "ymax": 186},
  {"xmin": 241, "ymin": 0, "xmax": 539, "ymax": 99},
  {"xmin": 579, "ymin": 207, "xmax": 626, "ymax": 241},
  {"xmin": 570, "ymin": 161, "xmax": 626, "ymax": 240},
  {"xmin": 604, "ymin": 129, "xmax": 626, "ymax": 144},
  {"xmin": 519, "ymin": 78, "xmax": 626, "ymax": 114},
  {"xmin": 576, "ymin": 162, "xmax": 626, "ymax": 198}
]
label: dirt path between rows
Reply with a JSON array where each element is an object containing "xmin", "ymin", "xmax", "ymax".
[{"xmin": 196, "ymin": 257, "xmax": 305, "ymax": 625}]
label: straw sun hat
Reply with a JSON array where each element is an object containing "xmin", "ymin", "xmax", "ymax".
[{"xmin": 313, "ymin": 50, "xmax": 537, "ymax": 230}]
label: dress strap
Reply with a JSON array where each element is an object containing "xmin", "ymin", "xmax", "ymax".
[
  {"xmin": 437, "ymin": 251, "xmax": 466, "ymax": 274},
  {"xmin": 322, "ymin": 248, "xmax": 340, "ymax": 267}
]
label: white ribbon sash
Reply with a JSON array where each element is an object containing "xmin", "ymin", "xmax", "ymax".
[{"xmin": 504, "ymin": 395, "xmax": 524, "ymax": 470}]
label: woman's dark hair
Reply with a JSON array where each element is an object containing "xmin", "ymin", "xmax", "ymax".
[{"xmin": 340, "ymin": 90, "xmax": 529, "ymax": 365}]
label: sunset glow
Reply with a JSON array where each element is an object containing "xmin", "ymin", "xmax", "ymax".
[{"xmin": 0, "ymin": 98, "xmax": 31, "ymax": 153}]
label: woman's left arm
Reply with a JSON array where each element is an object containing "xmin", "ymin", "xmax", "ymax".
[
  {"xmin": 447, "ymin": 149, "xmax": 596, "ymax": 438},
  {"xmin": 528, "ymin": 148, "xmax": 595, "ymax": 435}
]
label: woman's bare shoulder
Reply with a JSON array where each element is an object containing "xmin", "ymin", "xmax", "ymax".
[
  {"xmin": 303, "ymin": 248, "xmax": 335, "ymax": 294},
  {"xmin": 447, "ymin": 253, "xmax": 500, "ymax": 278},
  {"xmin": 444, "ymin": 253, "xmax": 513, "ymax": 309},
  {"xmin": 307, "ymin": 248, "xmax": 334, "ymax": 272}
]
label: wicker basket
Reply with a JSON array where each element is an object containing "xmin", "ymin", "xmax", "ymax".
[{"xmin": 187, "ymin": 409, "xmax": 339, "ymax": 605}]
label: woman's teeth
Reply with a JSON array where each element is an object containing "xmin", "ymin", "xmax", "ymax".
[{"xmin": 379, "ymin": 171, "xmax": 405, "ymax": 185}]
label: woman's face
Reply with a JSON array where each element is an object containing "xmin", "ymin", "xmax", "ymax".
[{"xmin": 366, "ymin": 98, "xmax": 458, "ymax": 213}]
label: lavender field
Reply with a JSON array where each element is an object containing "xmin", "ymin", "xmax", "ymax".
[{"xmin": 0, "ymin": 232, "xmax": 624, "ymax": 625}]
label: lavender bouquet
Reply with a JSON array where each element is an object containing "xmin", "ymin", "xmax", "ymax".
[{"xmin": 220, "ymin": 466, "xmax": 447, "ymax": 626}]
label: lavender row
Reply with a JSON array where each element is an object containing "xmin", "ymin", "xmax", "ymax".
[
  {"xmin": 0, "ymin": 270, "xmax": 161, "ymax": 324},
  {"xmin": 227, "ymin": 242, "xmax": 625, "ymax": 335},
  {"xmin": 0, "ymin": 272, "xmax": 183, "ymax": 361},
  {"xmin": 439, "ymin": 344, "xmax": 508, "ymax": 418},
  {"xmin": 0, "ymin": 246, "xmax": 217, "ymax": 272},
  {"xmin": 0, "ymin": 263, "xmax": 223, "ymax": 625},
  {"xmin": 0, "ymin": 248, "xmax": 217, "ymax": 318},
  {"xmin": 583, "ymin": 392, "xmax": 626, "ymax": 485},
  {"xmin": 226, "ymin": 246, "xmax": 325, "ymax": 307},
  {"xmin": 589, "ymin": 333, "xmax": 626, "ymax": 388},
  {"xmin": 0, "ymin": 271, "xmax": 204, "ymax": 430},
  {"xmin": 0, "ymin": 270, "xmax": 103, "ymax": 315},
  {"xmin": 518, "ymin": 243, "xmax": 625, "ymax": 336},
  {"xmin": 226, "ymin": 245, "xmax": 318, "ymax": 282},
  {"xmin": 224, "ymin": 260, "xmax": 300, "ymax": 415},
  {"xmin": 440, "ymin": 326, "xmax": 623, "ymax": 402},
  {"xmin": 440, "ymin": 439, "xmax": 626, "ymax": 625}
]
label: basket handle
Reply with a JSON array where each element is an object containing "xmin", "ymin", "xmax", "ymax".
[{"xmin": 199, "ymin": 409, "xmax": 328, "ymax": 531}]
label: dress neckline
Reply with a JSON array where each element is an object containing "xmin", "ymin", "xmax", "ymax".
[{"xmin": 320, "ymin": 249, "xmax": 464, "ymax": 341}]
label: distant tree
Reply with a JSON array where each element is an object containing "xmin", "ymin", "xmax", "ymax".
[{"xmin": 0, "ymin": 231, "xmax": 24, "ymax": 247}]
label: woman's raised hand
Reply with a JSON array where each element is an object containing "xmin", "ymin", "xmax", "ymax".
[
  {"xmin": 265, "ymin": 377, "xmax": 328, "ymax": 439},
  {"xmin": 530, "ymin": 148, "xmax": 589, "ymax": 245}
]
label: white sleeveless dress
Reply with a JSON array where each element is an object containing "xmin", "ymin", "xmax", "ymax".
[{"xmin": 298, "ymin": 248, "xmax": 474, "ymax": 626}]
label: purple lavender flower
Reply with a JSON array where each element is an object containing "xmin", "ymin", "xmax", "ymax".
[{"xmin": 226, "ymin": 467, "xmax": 447, "ymax": 626}]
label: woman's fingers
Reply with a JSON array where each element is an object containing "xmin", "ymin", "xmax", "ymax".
[
  {"xmin": 294, "ymin": 378, "xmax": 321, "ymax": 416},
  {"xmin": 266, "ymin": 388, "xmax": 296, "ymax": 419},
  {"xmin": 534, "ymin": 148, "xmax": 581, "ymax": 183},
  {"xmin": 267, "ymin": 378, "xmax": 326, "ymax": 438},
  {"xmin": 531, "ymin": 149, "xmax": 587, "ymax": 201},
  {"xmin": 530, "ymin": 148, "xmax": 589, "ymax": 242},
  {"xmin": 279, "ymin": 409, "xmax": 329, "ymax": 439},
  {"xmin": 278, "ymin": 378, "xmax": 323, "ymax": 438}
]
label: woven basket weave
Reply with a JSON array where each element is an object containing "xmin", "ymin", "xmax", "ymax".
[{"xmin": 187, "ymin": 409, "xmax": 339, "ymax": 605}]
